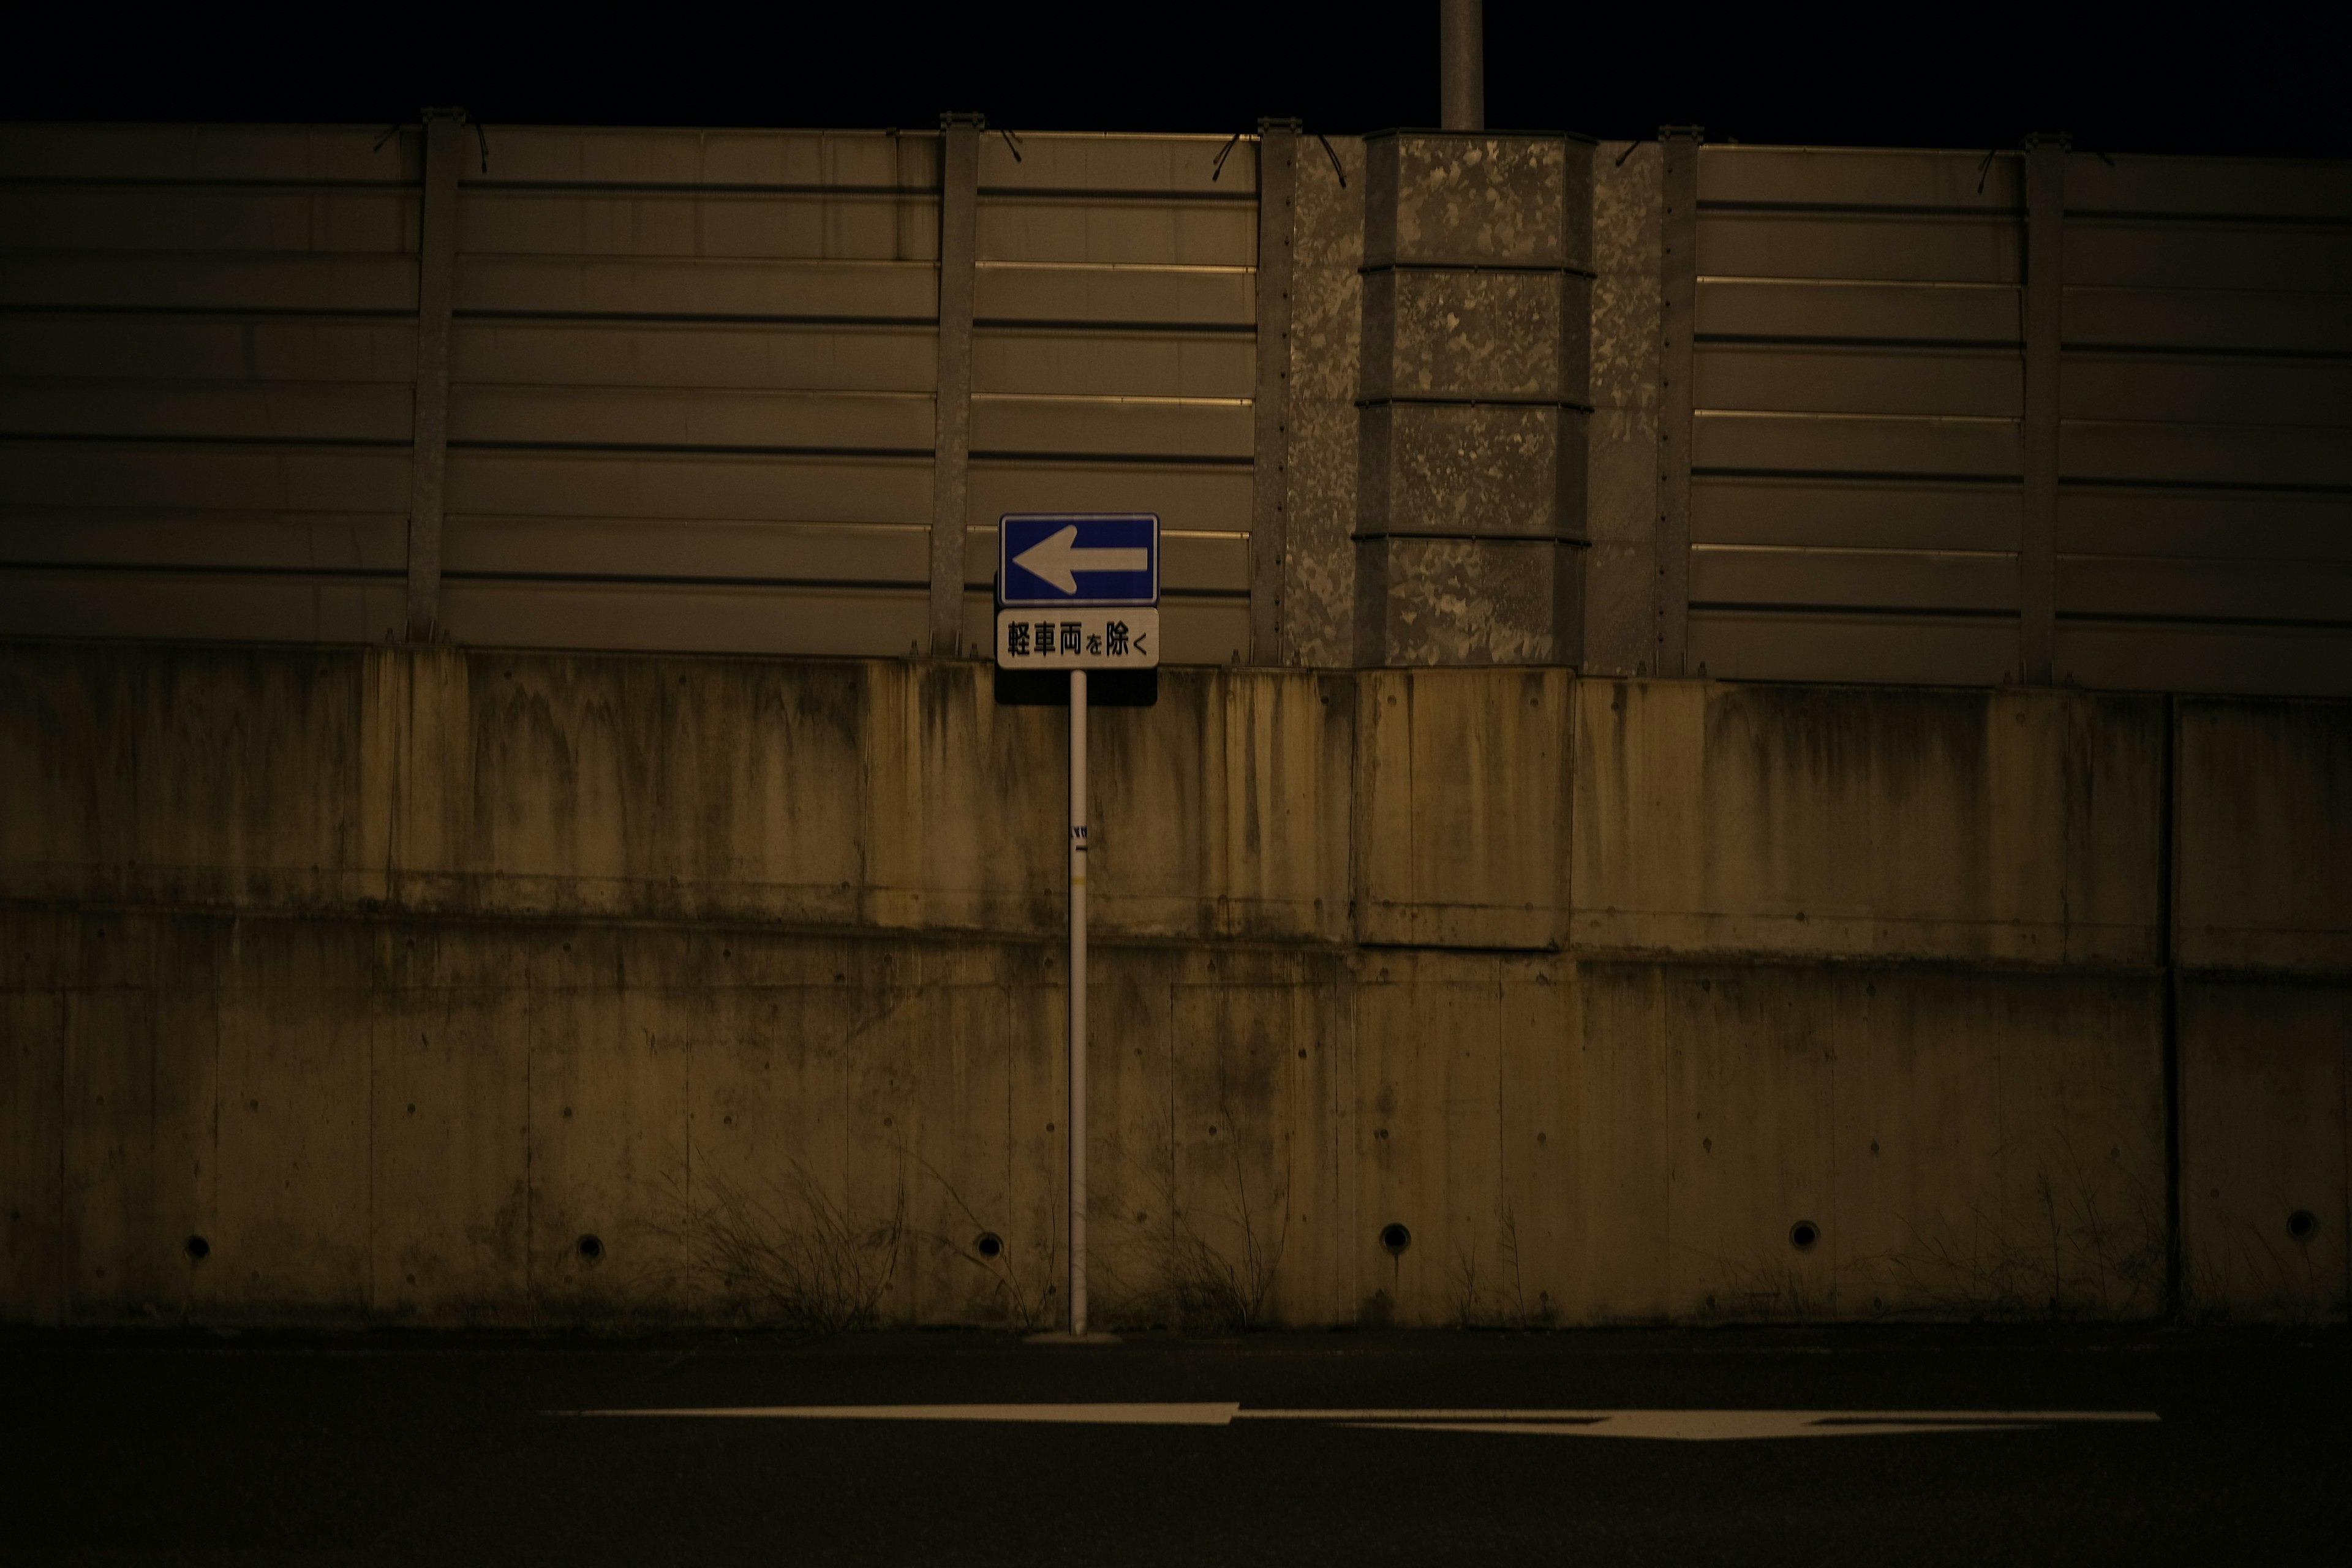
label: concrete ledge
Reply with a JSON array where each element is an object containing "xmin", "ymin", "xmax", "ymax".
[{"xmin": 4, "ymin": 908, "xmax": 2177, "ymax": 1329}]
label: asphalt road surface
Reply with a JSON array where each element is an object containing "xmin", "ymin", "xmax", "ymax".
[{"xmin": 6, "ymin": 1325, "xmax": 2346, "ymax": 1565}]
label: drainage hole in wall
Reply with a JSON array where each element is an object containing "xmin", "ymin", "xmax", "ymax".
[
  {"xmin": 183, "ymin": 1235, "xmax": 210, "ymax": 1262},
  {"xmin": 2288, "ymin": 1209, "xmax": 2318, "ymax": 1242},
  {"xmin": 1379, "ymin": 1223, "xmax": 1412, "ymax": 1256},
  {"xmin": 974, "ymin": 1232, "xmax": 1005, "ymax": 1261},
  {"xmin": 577, "ymin": 1234, "xmax": 605, "ymax": 1262},
  {"xmin": 1789, "ymin": 1220, "xmax": 1820, "ymax": 1251}
]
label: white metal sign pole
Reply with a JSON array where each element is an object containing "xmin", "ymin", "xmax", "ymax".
[
  {"xmin": 1068, "ymin": 666, "xmax": 1088, "ymax": 1336},
  {"xmin": 997, "ymin": 512, "xmax": 1155, "ymax": 1344}
]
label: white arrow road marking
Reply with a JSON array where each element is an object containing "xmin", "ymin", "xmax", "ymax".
[
  {"xmin": 1340, "ymin": 1413, "xmax": 2086, "ymax": 1441},
  {"xmin": 562, "ymin": 1404, "xmax": 2157, "ymax": 1440},
  {"xmin": 574, "ymin": 1403, "xmax": 1242, "ymax": 1425},
  {"xmin": 1012, "ymin": 526, "xmax": 1150, "ymax": 594}
]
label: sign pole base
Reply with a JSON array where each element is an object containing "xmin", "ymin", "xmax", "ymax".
[{"xmin": 1023, "ymin": 1331, "xmax": 1123, "ymax": 1346}]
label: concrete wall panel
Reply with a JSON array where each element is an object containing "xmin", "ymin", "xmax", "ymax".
[
  {"xmin": 4, "ymin": 643, "xmax": 2340, "ymax": 1327},
  {"xmin": 1169, "ymin": 979, "xmax": 1305, "ymax": 1325},
  {"xmin": 1, "ymin": 978, "xmax": 67, "ymax": 1324},
  {"xmin": 1357, "ymin": 669, "xmax": 1571, "ymax": 948},
  {"xmin": 1662, "ymin": 966, "xmax": 1839, "ymax": 1317},
  {"xmin": 0, "ymin": 645, "xmax": 363, "ymax": 910},
  {"xmin": 1831, "ymin": 971, "xmax": 2165, "ymax": 1320},
  {"xmin": 1487, "ymin": 968, "xmax": 1575, "ymax": 1325},
  {"xmin": 1548, "ymin": 965, "xmax": 1673, "ymax": 1319},
  {"xmin": 864, "ymin": 664, "xmax": 1063, "ymax": 933},
  {"xmin": 0, "ymin": 905, "xmax": 2237, "ymax": 1329},
  {"xmin": 2180, "ymin": 979, "xmax": 2350, "ymax": 1319},
  {"xmin": 369, "ymin": 959, "xmax": 530, "ymax": 1322},
  {"xmin": 1521, "ymin": 962, "xmax": 2163, "ymax": 1324},
  {"xmin": 394, "ymin": 651, "xmax": 873, "ymax": 925},
  {"xmin": 912, "ymin": 979, "xmax": 1025, "ymax": 1322},
  {"xmin": 1353, "ymin": 954, "xmax": 1510, "ymax": 1325},
  {"xmin": 522, "ymin": 944, "xmax": 694, "ymax": 1321},
  {"xmin": 1081, "ymin": 948, "xmax": 1354, "ymax": 1330},
  {"xmin": 1277, "ymin": 961, "xmax": 1358, "ymax": 1327},
  {"xmin": 1572, "ymin": 681, "xmax": 2163, "ymax": 963},
  {"xmin": 1085, "ymin": 951, "xmax": 1176, "ymax": 1327},
  {"xmin": 2177, "ymin": 699, "xmax": 2352, "ymax": 971},
  {"xmin": 62, "ymin": 938, "xmax": 217, "ymax": 1322},
  {"xmin": 1003, "ymin": 956, "xmax": 1069, "ymax": 1328},
  {"xmin": 1090, "ymin": 671, "xmax": 1352, "ymax": 943},
  {"xmin": 208, "ymin": 924, "xmax": 373, "ymax": 1319}
]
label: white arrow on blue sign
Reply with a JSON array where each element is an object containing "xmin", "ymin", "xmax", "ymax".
[{"xmin": 998, "ymin": 514, "xmax": 1159, "ymax": 608}]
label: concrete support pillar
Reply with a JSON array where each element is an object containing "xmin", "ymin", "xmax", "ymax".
[
  {"xmin": 929, "ymin": 114, "xmax": 982, "ymax": 657},
  {"xmin": 1353, "ymin": 132, "xmax": 1594, "ymax": 666},
  {"xmin": 2021, "ymin": 133, "xmax": 2067, "ymax": 685},
  {"xmin": 1251, "ymin": 120, "xmax": 1300, "ymax": 665},
  {"xmin": 404, "ymin": 109, "xmax": 464, "ymax": 644},
  {"xmin": 1578, "ymin": 140, "xmax": 1665, "ymax": 677},
  {"xmin": 1653, "ymin": 126, "xmax": 1700, "ymax": 677}
]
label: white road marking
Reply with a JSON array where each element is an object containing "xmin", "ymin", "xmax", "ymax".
[
  {"xmin": 564, "ymin": 1403, "xmax": 2158, "ymax": 1439},
  {"xmin": 573, "ymin": 1403, "xmax": 1242, "ymax": 1425},
  {"xmin": 1343, "ymin": 1414, "xmax": 2055, "ymax": 1441},
  {"xmin": 1242, "ymin": 1409, "xmax": 2158, "ymax": 1427}
]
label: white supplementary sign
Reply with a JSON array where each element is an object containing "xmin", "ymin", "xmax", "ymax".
[{"xmin": 995, "ymin": 606, "xmax": 1159, "ymax": 670}]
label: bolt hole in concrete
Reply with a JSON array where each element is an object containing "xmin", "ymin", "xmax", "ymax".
[
  {"xmin": 183, "ymin": 1235, "xmax": 209, "ymax": 1262},
  {"xmin": 974, "ymin": 1232, "xmax": 1005, "ymax": 1261},
  {"xmin": 1380, "ymin": 1223, "xmax": 1412, "ymax": 1256},
  {"xmin": 2288, "ymin": 1209, "xmax": 2318, "ymax": 1242},
  {"xmin": 577, "ymin": 1234, "xmax": 605, "ymax": 1263},
  {"xmin": 1789, "ymin": 1220, "xmax": 1821, "ymax": 1252}
]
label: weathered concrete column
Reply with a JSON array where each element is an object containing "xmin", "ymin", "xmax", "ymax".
[
  {"xmin": 929, "ymin": 114, "xmax": 981, "ymax": 658},
  {"xmin": 2021, "ymin": 133, "xmax": 2067, "ymax": 686},
  {"xmin": 1250, "ymin": 120, "xmax": 1299, "ymax": 665},
  {"xmin": 1579, "ymin": 140, "xmax": 1665, "ymax": 677},
  {"xmin": 1354, "ymin": 132, "xmax": 1594, "ymax": 666},
  {"xmin": 404, "ymin": 109, "xmax": 464, "ymax": 644}
]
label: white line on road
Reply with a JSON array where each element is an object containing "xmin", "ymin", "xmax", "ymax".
[
  {"xmin": 562, "ymin": 1404, "xmax": 2159, "ymax": 1440},
  {"xmin": 573, "ymin": 1403, "xmax": 1242, "ymax": 1425}
]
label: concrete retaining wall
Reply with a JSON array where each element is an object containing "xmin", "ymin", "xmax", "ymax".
[{"xmin": 2, "ymin": 644, "xmax": 2344, "ymax": 1325}]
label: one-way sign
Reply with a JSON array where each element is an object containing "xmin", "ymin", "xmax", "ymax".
[{"xmin": 998, "ymin": 514, "xmax": 1158, "ymax": 607}]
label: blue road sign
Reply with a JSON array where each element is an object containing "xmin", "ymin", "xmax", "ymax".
[{"xmin": 998, "ymin": 514, "xmax": 1159, "ymax": 608}]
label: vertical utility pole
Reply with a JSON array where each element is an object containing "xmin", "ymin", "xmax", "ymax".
[
  {"xmin": 405, "ymin": 108, "xmax": 462, "ymax": 643},
  {"xmin": 1067, "ymin": 668, "xmax": 1089, "ymax": 1335},
  {"xmin": 1441, "ymin": 0, "xmax": 1485, "ymax": 130}
]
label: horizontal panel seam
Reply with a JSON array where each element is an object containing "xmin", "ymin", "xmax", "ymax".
[
  {"xmin": 2056, "ymin": 609, "xmax": 2352, "ymax": 630},
  {"xmin": 1689, "ymin": 602, "xmax": 2019, "ymax": 620},
  {"xmin": 1694, "ymin": 468, "xmax": 2024, "ymax": 484},
  {"xmin": 447, "ymin": 440, "xmax": 933, "ymax": 459}
]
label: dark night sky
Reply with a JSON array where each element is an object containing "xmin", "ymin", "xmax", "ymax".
[{"xmin": 9, "ymin": 2, "xmax": 2343, "ymax": 159}]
